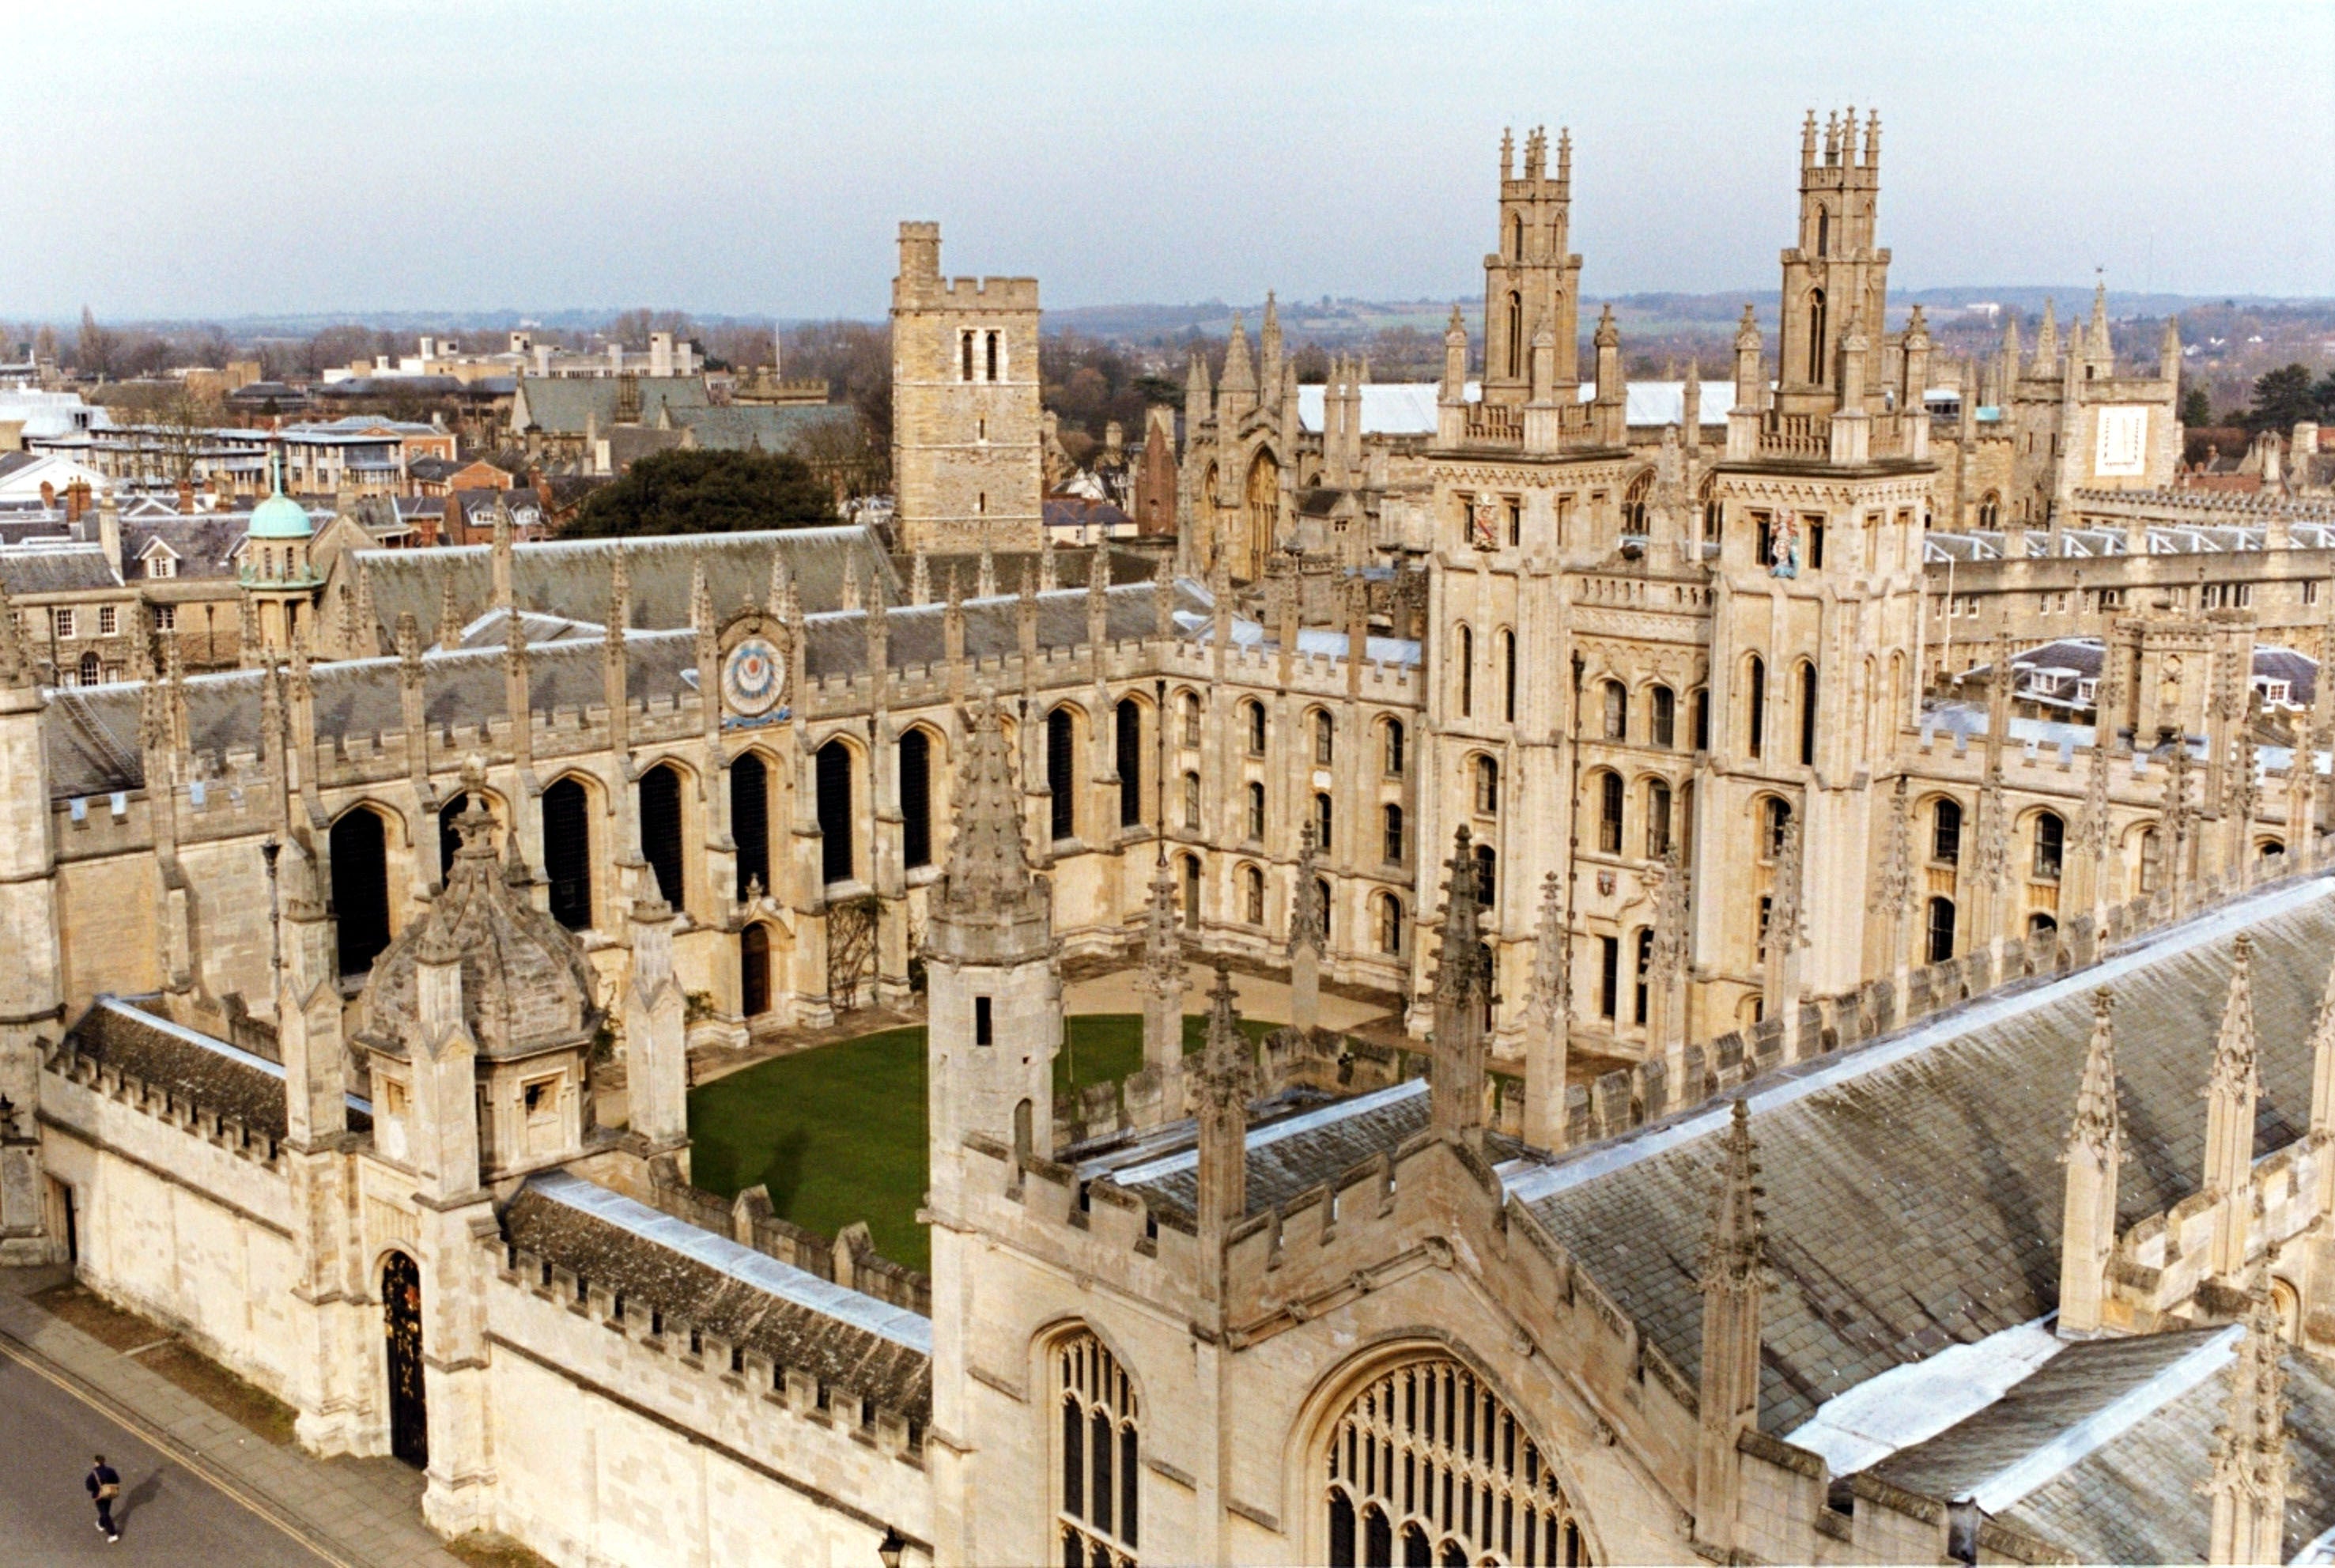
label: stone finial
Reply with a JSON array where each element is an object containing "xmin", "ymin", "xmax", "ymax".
[
  {"xmin": 1770, "ymin": 807, "xmax": 1808, "ymax": 955},
  {"xmin": 2209, "ymin": 935, "xmax": 2259, "ymax": 1107},
  {"xmin": 1038, "ymin": 531, "xmax": 1058, "ymax": 593},
  {"xmin": 977, "ymin": 538, "xmax": 997, "ymax": 599},
  {"xmin": 1694, "ymin": 1098, "xmax": 1766, "ymax": 1549},
  {"xmin": 2034, "ymin": 297, "xmax": 2060, "ymax": 373},
  {"xmin": 2207, "ymin": 1288, "xmax": 2292, "ymax": 1566},
  {"xmin": 2205, "ymin": 937, "xmax": 2260, "ymax": 1277},
  {"xmin": 395, "ymin": 610, "xmax": 421, "ymax": 669},
  {"xmin": 1288, "ymin": 821, "xmax": 1325, "ymax": 958},
  {"xmin": 910, "ymin": 550, "xmax": 931, "ymax": 606},
  {"xmin": 1528, "ymin": 871, "xmax": 1570, "ymax": 1036},
  {"xmin": 1432, "ymin": 828, "xmax": 1487, "ymax": 1008},
  {"xmin": 2068, "ymin": 989, "xmax": 2124, "ymax": 1163},
  {"xmin": 1221, "ymin": 311, "xmax": 1255, "ymax": 395},
  {"xmin": 1702, "ymin": 1099, "xmax": 1766, "ymax": 1288},
  {"xmin": 1192, "ymin": 964, "xmax": 1253, "ymax": 1234},
  {"xmin": 436, "ymin": 576, "xmax": 463, "ymax": 650},
  {"xmin": 1594, "ymin": 302, "xmax": 1619, "ymax": 349},
  {"xmin": 841, "ymin": 553, "xmax": 862, "ymax": 611},
  {"xmin": 933, "ymin": 691, "xmax": 1041, "ymax": 925},
  {"xmin": 1429, "ymin": 829, "xmax": 1491, "ymax": 1139},
  {"xmin": 766, "ymin": 551, "xmax": 791, "ymax": 618}
]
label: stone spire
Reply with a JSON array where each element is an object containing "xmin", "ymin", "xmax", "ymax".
[
  {"xmin": 2088, "ymin": 278, "xmax": 2113, "ymax": 364},
  {"xmin": 2163, "ymin": 315, "xmax": 2184, "ymax": 382},
  {"xmin": 928, "ymin": 692, "xmax": 1048, "ymax": 961},
  {"xmin": 1287, "ymin": 821, "xmax": 1324, "ymax": 1035},
  {"xmin": 2059, "ymin": 990, "xmax": 2125, "ymax": 1336},
  {"xmin": 1522, "ymin": 871, "xmax": 1571, "ymax": 1149},
  {"xmin": 1695, "ymin": 1099, "xmax": 1766, "ymax": 1552},
  {"xmin": 1185, "ymin": 352, "xmax": 1212, "ymax": 430},
  {"xmin": 2208, "ymin": 1290, "xmax": 2292, "ymax": 1566},
  {"xmin": 1192, "ymin": 965, "xmax": 1253, "ymax": 1245},
  {"xmin": 1221, "ymin": 312, "xmax": 1256, "ymax": 402},
  {"xmin": 1135, "ymin": 857, "xmax": 1188, "ymax": 1081},
  {"xmin": 436, "ymin": 575, "xmax": 463, "ymax": 651},
  {"xmin": 1441, "ymin": 305, "xmax": 1468, "ymax": 401},
  {"xmin": 2205, "ymin": 936, "xmax": 2259, "ymax": 1278},
  {"xmin": 2033, "ymin": 297, "xmax": 2060, "ymax": 374},
  {"xmin": 1258, "ymin": 291, "xmax": 1283, "ymax": 395},
  {"xmin": 1428, "ymin": 828, "xmax": 1490, "ymax": 1142}
]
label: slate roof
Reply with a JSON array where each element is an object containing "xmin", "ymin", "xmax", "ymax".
[
  {"xmin": 501, "ymin": 1177, "xmax": 931, "ymax": 1422},
  {"xmin": 2001, "ymin": 1344, "xmax": 2335, "ymax": 1563},
  {"xmin": 901, "ymin": 546, "xmax": 1161, "ymax": 594},
  {"xmin": 58, "ymin": 997, "xmax": 370, "ymax": 1139},
  {"xmin": 123, "ymin": 516, "xmax": 247, "ymax": 580},
  {"xmin": 512, "ymin": 375, "xmax": 706, "ymax": 435},
  {"xmin": 1513, "ymin": 881, "xmax": 2335, "ymax": 1434},
  {"xmin": 665, "ymin": 402, "xmax": 854, "ymax": 453},
  {"xmin": 0, "ymin": 543, "xmax": 121, "ymax": 594},
  {"xmin": 343, "ymin": 526, "xmax": 900, "ymax": 650},
  {"xmin": 797, "ymin": 580, "xmax": 1201, "ymax": 680},
  {"xmin": 41, "ymin": 633, "xmax": 699, "ymax": 798}
]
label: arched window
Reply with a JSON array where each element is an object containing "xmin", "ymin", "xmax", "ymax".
[
  {"xmin": 1182, "ymin": 771, "xmax": 1201, "ymax": 832},
  {"xmin": 1509, "ymin": 213, "xmax": 1525, "ymax": 260},
  {"xmin": 1761, "ymin": 796, "xmax": 1791, "ymax": 861},
  {"xmin": 960, "ymin": 331, "xmax": 976, "ymax": 382},
  {"xmin": 1247, "ymin": 781, "xmax": 1266, "ymax": 841},
  {"xmin": 1308, "ymin": 710, "xmax": 1333, "ymax": 766},
  {"xmin": 1506, "ymin": 291, "xmax": 1523, "ymax": 378},
  {"xmin": 1314, "ymin": 792, "xmax": 1333, "ymax": 853},
  {"xmin": 1055, "ymin": 1331, "xmax": 1139, "ymax": 1566},
  {"xmin": 1377, "ymin": 894, "xmax": 1404, "ymax": 956},
  {"xmin": 1646, "ymin": 778, "xmax": 1672, "ymax": 859},
  {"xmin": 330, "ymin": 807, "xmax": 391, "ymax": 977},
  {"xmin": 1931, "ymin": 799, "xmax": 1962, "ymax": 864},
  {"xmin": 1047, "ymin": 708, "xmax": 1076, "ymax": 841},
  {"xmin": 1978, "ymin": 491, "xmax": 2002, "ymax": 531},
  {"xmin": 1502, "ymin": 630, "xmax": 1518, "ymax": 723},
  {"xmin": 1747, "ymin": 656, "xmax": 1766, "ymax": 758},
  {"xmin": 1245, "ymin": 700, "xmax": 1268, "ymax": 756},
  {"xmin": 2032, "ymin": 811, "xmax": 2065, "ymax": 881},
  {"xmin": 1634, "ymin": 928, "xmax": 1653, "ymax": 1026},
  {"xmin": 1475, "ymin": 756, "xmax": 1500, "ymax": 816},
  {"xmin": 2028, "ymin": 912, "xmax": 2058, "ymax": 937},
  {"xmin": 1245, "ymin": 866, "xmax": 1266, "ymax": 924},
  {"xmin": 1650, "ymin": 686, "xmax": 1676, "ymax": 749},
  {"xmin": 639, "ymin": 763, "xmax": 685, "ymax": 909},
  {"xmin": 1316, "ymin": 878, "xmax": 1334, "ymax": 947},
  {"xmin": 1457, "ymin": 626, "xmax": 1475, "ymax": 717},
  {"xmin": 1382, "ymin": 803, "xmax": 1404, "ymax": 865},
  {"xmin": 897, "ymin": 731, "xmax": 931, "ymax": 871},
  {"xmin": 984, "ymin": 330, "xmax": 1000, "ymax": 383},
  {"xmin": 1798, "ymin": 661, "xmax": 1819, "ymax": 766},
  {"xmin": 815, "ymin": 741, "xmax": 854, "ymax": 884},
  {"xmin": 1596, "ymin": 771, "xmax": 1623, "ymax": 854},
  {"xmin": 1602, "ymin": 679, "xmax": 1627, "ymax": 741},
  {"xmin": 1383, "ymin": 720, "xmax": 1406, "ymax": 777},
  {"xmin": 1692, "ymin": 688, "xmax": 1710, "ymax": 752},
  {"xmin": 78, "ymin": 651, "xmax": 101, "ymax": 686},
  {"xmin": 1475, "ymin": 844, "xmax": 1498, "ymax": 908},
  {"xmin": 1622, "ymin": 470, "xmax": 1653, "ymax": 535},
  {"xmin": 732, "ymin": 754, "xmax": 772, "ymax": 893},
  {"xmin": 1806, "ymin": 287, "xmax": 1828, "ymax": 386},
  {"xmin": 1180, "ymin": 692, "xmax": 1203, "ymax": 748},
  {"xmin": 544, "ymin": 776, "xmax": 594, "ymax": 930},
  {"xmin": 1926, "ymin": 896, "xmax": 1957, "ymax": 963},
  {"xmin": 1815, "ymin": 206, "xmax": 1831, "ymax": 257},
  {"xmin": 1116, "ymin": 698, "xmax": 1144, "ymax": 829},
  {"xmin": 1321, "ymin": 1357, "xmax": 1586, "ymax": 1568},
  {"xmin": 740, "ymin": 924, "xmax": 771, "ymax": 1017},
  {"xmin": 1181, "ymin": 855, "xmax": 1202, "ymax": 929}
]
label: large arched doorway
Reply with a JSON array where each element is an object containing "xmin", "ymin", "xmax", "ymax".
[
  {"xmin": 741, "ymin": 924, "xmax": 771, "ymax": 1018},
  {"xmin": 1321, "ymin": 1356, "xmax": 1589, "ymax": 1566},
  {"xmin": 639, "ymin": 763, "xmax": 686, "ymax": 909},
  {"xmin": 543, "ymin": 777, "xmax": 594, "ymax": 931},
  {"xmin": 382, "ymin": 1252, "xmax": 427, "ymax": 1468},
  {"xmin": 330, "ymin": 807, "xmax": 392, "ymax": 978},
  {"xmin": 1242, "ymin": 450, "xmax": 1280, "ymax": 581}
]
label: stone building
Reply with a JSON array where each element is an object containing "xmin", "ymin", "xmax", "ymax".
[{"xmin": 6, "ymin": 109, "xmax": 2335, "ymax": 1565}]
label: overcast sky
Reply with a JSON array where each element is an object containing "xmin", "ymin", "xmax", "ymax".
[{"xmin": 9, "ymin": 2, "xmax": 2330, "ymax": 322}]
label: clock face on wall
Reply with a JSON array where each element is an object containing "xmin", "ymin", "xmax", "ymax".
[{"xmin": 722, "ymin": 636, "xmax": 784, "ymax": 716}]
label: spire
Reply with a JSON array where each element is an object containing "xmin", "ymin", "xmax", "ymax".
[
  {"xmin": 2208, "ymin": 1290, "xmax": 2292, "ymax": 1566},
  {"xmin": 1521, "ymin": 871, "xmax": 1571, "ymax": 1150},
  {"xmin": 977, "ymin": 537, "xmax": 997, "ymax": 599},
  {"xmin": 1498, "ymin": 126, "xmax": 1513, "ymax": 182},
  {"xmin": 1221, "ymin": 312, "xmax": 1256, "ymax": 395},
  {"xmin": 2034, "ymin": 297, "xmax": 2060, "ymax": 374},
  {"xmin": 2163, "ymin": 315, "xmax": 2184, "ymax": 382},
  {"xmin": 2088, "ymin": 278, "xmax": 2111, "ymax": 363},
  {"xmin": 1694, "ymin": 1099, "xmax": 1766, "ymax": 1551},
  {"xmin": 1429, "ymin": 828, "xmax": 1490, "ymax": 1140},
  {"xmin": 932, "ymin": 692, "xmax": 1044, "ymax": 929},
  {"xmin": 1441, "ymin": 304, "xmax": 1469, "ymax": 401},
  {"xmin": 2060, "ymin": 989, "xmax": 2126, "ymax": 1336},
  {"xmin": 2205, "ymin": 936, "xmax": 2259, "ymax": 1278},
  {"xmin": 1259, "ymin": 290, "xmax": 1283, "ymax": 388},
  {"xmin": 2069, "ymin": 988, "xmax": 2123, "ymax": 1162},
  {"xmin": 1192, "ymin": 965, "xmax": 1253, "ymax": 1237},
  {"xmin": 1862, "ymin": 108, "xmax": 1881, "ymax": 168},
  {"xmin": 1185, "ymin": 352, "xmax": 1212, "ymax": 429}
]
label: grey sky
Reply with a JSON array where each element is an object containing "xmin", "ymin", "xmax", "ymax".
[{"xmin": 10, "ymin": 1, "xmax": 2330, "ymax": 321}]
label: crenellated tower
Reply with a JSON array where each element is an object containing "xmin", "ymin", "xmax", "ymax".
[
  {"xmin": 1775, "ymin": 108, "xmax": 1890, "ymax": 417},
  {"xmin": 1481, "ymin": 125, "xmax": 1583, "ymax": 408}
]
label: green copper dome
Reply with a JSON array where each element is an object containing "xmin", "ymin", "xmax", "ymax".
[{"xmin": 247, "ymin": 451, "xmax": 313, "ymax": 539}]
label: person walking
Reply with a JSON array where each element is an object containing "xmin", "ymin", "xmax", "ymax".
[{"xmin": 85, "ymin": 1453, "xmax": 121, "ymax": 1542}]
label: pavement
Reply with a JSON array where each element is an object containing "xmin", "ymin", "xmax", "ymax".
[{"xmin": 0, "ymin": 1267, "xmax": 470, "ymax": 1568}]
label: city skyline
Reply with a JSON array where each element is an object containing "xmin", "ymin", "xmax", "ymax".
[{"xmin": 6, "ymin": 1, "xmax": 2329, "ymax": 319}]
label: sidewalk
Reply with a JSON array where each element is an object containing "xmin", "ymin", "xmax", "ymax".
[{"xmin": 0, "ymin": 1265, "xmax": 481, "ymax": 1568}]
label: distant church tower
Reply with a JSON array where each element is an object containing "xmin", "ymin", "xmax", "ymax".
[{"xmin": 890, "ymin": 221, "xmax": 1045, "ymax": 554}]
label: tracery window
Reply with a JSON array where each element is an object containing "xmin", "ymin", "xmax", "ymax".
[
  {"xmin": 1056, "ymin": 1331, "xmax": 1139, "ymax": 1566},
  {"xmin": 1324, "ymin": 1358, "xmax": 1589, "ymax": 1567}
]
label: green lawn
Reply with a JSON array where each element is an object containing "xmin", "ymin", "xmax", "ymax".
[{"xmin": 687, "ymin": 1013, "xmax": 1274, "ymax": 1275}]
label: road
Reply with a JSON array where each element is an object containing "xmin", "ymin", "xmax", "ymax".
[{"xmin": 0, "ymin": 1347, "xmax": 331, "ymax": 1566}]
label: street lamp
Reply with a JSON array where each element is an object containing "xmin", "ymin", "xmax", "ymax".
[{"xmin": 876, "ymin": 1525, "xmax": 906, "ymax": 1568}]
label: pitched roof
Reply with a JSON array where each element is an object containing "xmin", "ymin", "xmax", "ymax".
[
  {"xmin": 57, "ymin": 996, "xmax": 371, "ymax": 1139},
  {"xmin": 0, "ymin": 542, "xmax": 121, "ymax": 594},
  {"xmin": 1509, "ymin": 879, "xmax": 2335, "ymax": 1434},
  {"xmin": 512, "ymin": 375, "xmax": 706, "ymax": 435}
]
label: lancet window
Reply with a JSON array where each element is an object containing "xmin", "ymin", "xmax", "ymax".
[{"xmin": 1056, "ymin": 1331, "xmax": 1139, "ymax": 1567}]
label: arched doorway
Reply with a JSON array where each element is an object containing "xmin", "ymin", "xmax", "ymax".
[
  {"xmin": 331, "ymin": 807, "xmax": 392, "ymax": 977},
  {"xmin": 1243, "ymin": 450, "xmax": 1280, "ymax": 581},
  {"xmin": 382, "ymin": 1252, "xmax": 427, "ymax": 1467},
  {"xmin": 639, "ymin": 763, "xmax": 686, "ymax": 908},
  {"xmin": 741, "ymin": 924, "xmax": 771, "ymax": 1018}
]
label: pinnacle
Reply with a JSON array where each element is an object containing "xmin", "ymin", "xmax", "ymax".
[
  {"xmin": 2210, "ymin": 935, "xmax": 2258, "ymax": 1098},
  {"xmin": 935, "ymin": 691, "xmax": 1037, "ymax": 920},
  {"xmin": 1702, "ymin": 1099, "xmax": 1766, "ymax": 1287},
  {"xmin": 2067, "ymin": 988, "xmax": 2122, "ymax": 1162},
  {"xmin": 1433, "ymin": 828, "xmax": 1486, "ymax": 1003}
]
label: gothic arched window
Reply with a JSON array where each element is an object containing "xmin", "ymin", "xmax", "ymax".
[
  {"xmin": 1323, "ymin": 1357, "xmax": 1588, "ymax": 1568},
  {"xmin": 331, "ymin": 806, "xmax": 392, "ymax": 977},
  {"xmin": 815, "ymin": 741, "xmax": 855, "ymax": 884},
  {"xmin": 1055, "ymin": 1330, "xmax": 1139, "ymax": 1566},
  {"xmin": 1245, "ymin": 700, "xmax": 1267, "ymax": 756},
  {"xmin": 1377, "ymin": 893, "xmax": 1404, "ymax": 956},
  {"xmin": 1931, "ymin": 798, "xmax": 1963, "ymax": 865},
  {"xmin": 1595, "ymin": 771, "xmax": 1623, "ymax": 854},
  {"xmin": 1383, "ymin": 803, "xmax": 1404, "ymax": 866},
  {"xmin": 732, "ymin": 753, "xmax": 773, "ymax": 891},
  {"xmin": 1116, "ymin": 698, "xmax": 1144, "ymax": 829},
  {"xmin": 1475, "ymin": 756, "xmax": 1500, "ymax": 817},
  {"xmin": 1926, "ymin": 896, "xmax": 1957, "ymax": 963},
  {"xmin": 1506, "ymin": 291, "xmax": 1523, "ymax": 379},
  {"xmin": 2032, "ymin": 811, "xmax": 2065, "ymax": 881},
  {"xmin": 1806, "ymin": 288, "xmax": 1828, "ymax": 386},
  {"xmin": 1602, "ymin": 679, "xmax": 1627, "ymax": 742},
  {"xmin": 1247, "ymin": 781, "xmax": 1266, "ymax": 841},
  {"xmin": 639, "ymin": 762, "xmax": 686, "ymax": 909},
  {"xmin": 1315, "ymin": 709, "xmax": 1336, "ymax": 765},
  {"xmin": 897, "ymin": 731, "xmax": 931, "ymax": 871},
  {"xmin": 1649, "ymin": 686, "xmax": 1676, "ymax": 749},
  {"xmin": 1244, "ymin": 865, "xmax": 1266, "ymax": 925},
  {"xmin": 1457, "ymin": 626, "xmax": 1475, "ymax": 717},
  {"xmin": 1383, "ymin": 719, "xmax": 1406, "ymax": 777},
  {"xmin": 1314, "ymin": 792, "xmax": 1333, "ymax": 853},
  {"xmin": 1047, "ymin": 708, "xmax": 1077, "ymax": 841}
]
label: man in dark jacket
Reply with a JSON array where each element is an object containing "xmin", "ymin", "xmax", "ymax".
[{"xmin": 85, "ymin": 1454, "xmax": 121, "ymax": 1541}]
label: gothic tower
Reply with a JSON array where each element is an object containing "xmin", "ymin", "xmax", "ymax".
[
  {"xmin": 1480, "ymin": 126, "xmax": 1584, "ymax": 408},
  {"xmin": 1774, "ymin": 108, "xmax": 1890, "ymax": 418},
  {"xmin": 890, "ymin": 221, "xmax": 1045, "ymax": 553}
]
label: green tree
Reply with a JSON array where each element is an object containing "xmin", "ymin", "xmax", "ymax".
[
  {"xmin": 2178, "ymin": 385, "xmax": 2212, "ymax": 427},
  {"xmin": 563, "ymin": 448, "xmax": 836, "ymax": 538},
  {"xmin": 2247, "ymin": 362, "xmax": 2318, "ymax": 432}
]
